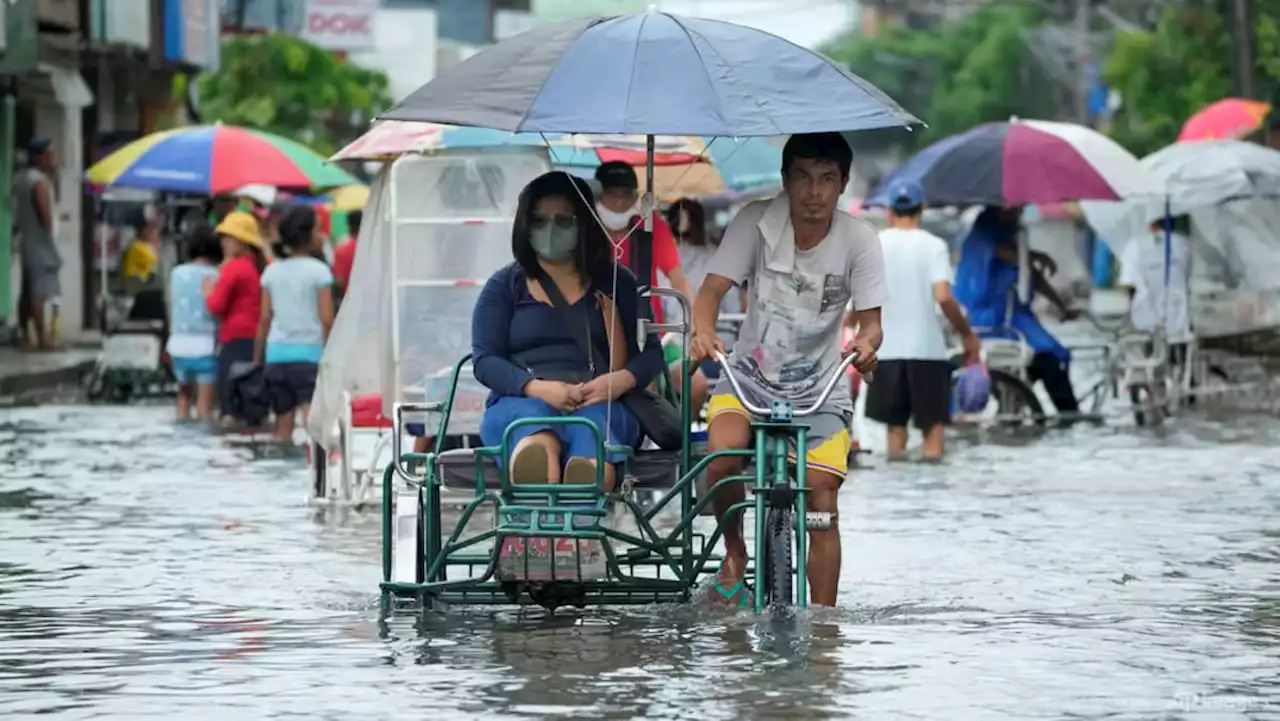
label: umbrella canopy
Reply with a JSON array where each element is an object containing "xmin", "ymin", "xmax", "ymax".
[
  {"xmin": 1179, "ymin": 98, "xmax": 1271, "ymax": 142},
  {"xmin": 1142, "ymin": 139, "xmax": 1280, "ymax": 207},
  {"xmin": 380, "ymin": 11, "xmax": 918, "ymax": 136},
  {"xmin": 1080, "ymin": 140, "xmax": 1280, "ymax": 250},
  {"xmin": 86, "ymin": 124, "xmax": 359, "ymax": 194},
  {"xmin": 555, "ymin": 136, "xmax": 782, "ymax": 199},
  {"xmin": 330, "ymin": 120, "xmax": 705, "ymax": 165},
  {"xmin": 329, "ymin": 184, "xmax": 371, "ymax": 212},
  {"xmin": 865, "ymin": 120, "xmax": 1161, "ymax": 208}
]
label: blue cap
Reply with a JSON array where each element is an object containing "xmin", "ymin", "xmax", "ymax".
[
  {"xmin": 888, "ymin": 179, "xmax": 925, "ymax": 212},
  {"xmin": 27, "ymin": 137, "xmax": 51, "ymax": 154}
]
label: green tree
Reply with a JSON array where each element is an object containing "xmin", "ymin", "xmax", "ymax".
[
  {"xmin": 191, "ymin": 34, "xmax": 393, "ymax": 156},
  {"xmin": 1102, "ymin": 2, "xmax": 1280, "ymax": 156},
  {"xmin": 822, "ymin": 5, "xmax": 1060, "ymax": 154}
]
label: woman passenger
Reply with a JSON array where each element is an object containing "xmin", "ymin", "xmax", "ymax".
[
  {"xmin": 471, "ymin": 172, "xmax": 664, "ymax": 490},
  {"xmin": 204, "ymin": 211, "xmax": 269, "ymax": 429},
  {"xmin": 256, "ymin": 205, "xmax": 336, "ymax": 442}
]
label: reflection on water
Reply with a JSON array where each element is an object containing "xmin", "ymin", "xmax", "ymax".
[{"xmin": 1, "ymin": 404, "xmax": 1278, "ymax": 720}]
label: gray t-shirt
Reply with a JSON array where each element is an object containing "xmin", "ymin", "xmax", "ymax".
[
  {"xmin": 13, "ymin": 168, "xmax": 61, "ymax": 272},
  {"xmin": 706, "ymin": 194, "xmax": 888, "ymax": 412}
]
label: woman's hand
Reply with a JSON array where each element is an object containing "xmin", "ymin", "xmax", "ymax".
[
  {"xmin": 580, "ymin": 371, "xmax": 637, "ymax": 406},
  {"xmin": 526, "ymin": 379, "xmax": 583, "ymax": 412},
  {"xmin": 201, "ymin": 277, "xmax": 217, "ymax": 297}
]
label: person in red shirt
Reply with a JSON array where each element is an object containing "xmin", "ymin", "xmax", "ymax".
[
  {"xmin": 331, "ymin": 209, "xmax": 361, "ymax": 297},
  {"xmin": 592, "ymin": 162, "xmax": 694, "ymax": 323},
  {"xmin": 203, "ymin": 211, "xmax": 269, "ymax": 428}
]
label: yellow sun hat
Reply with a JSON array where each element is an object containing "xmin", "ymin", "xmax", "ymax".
[{"xmin": 214, "ymin": 211, "xmax": 270, "ymax": 254}]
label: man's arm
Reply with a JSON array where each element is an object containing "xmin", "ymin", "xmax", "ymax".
[
  {"xmin": 693, "ymin": 273, "xmax": 733, "ymax": 340},
  {"xmin": 1033, "ymin": 270, "xmax": 1072, "ymax": 315},
  {"xmin": 33, "ymin": 180, "xmax": 52, "ymax": 230},
  {"xmin": 855, "ymin": 307, "xmax": 883, "ymax": 350},
  {"xmin": 935, "ymin": 282, "xmax": 974, "ymax": 338}
]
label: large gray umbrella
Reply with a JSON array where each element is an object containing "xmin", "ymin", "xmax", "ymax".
[{"xmin": 1081, "ymin": 140, "xmax": 1280, "ymax": 250}]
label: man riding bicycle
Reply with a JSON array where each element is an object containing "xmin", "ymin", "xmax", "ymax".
[{"xmin": 689, "ymin": 132, "xmax": 886, "ymax": 607}]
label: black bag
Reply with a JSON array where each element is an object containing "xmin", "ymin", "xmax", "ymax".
[
  {"xmin": 228, "ymin": 361, "xmax": 270, "ymax": 426},
  {"xmin": 532, "ymin": 267, "xmax": 683, "ymax": 450}
]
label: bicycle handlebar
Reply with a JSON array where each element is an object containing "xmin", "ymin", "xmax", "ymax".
[{"xmin": 712, "ymin": 350, "xmax": 863, "ymax": 418}]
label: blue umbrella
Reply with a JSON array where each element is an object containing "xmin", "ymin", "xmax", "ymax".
[{"xmin": 381, "ymin": 11, "xmax": 918, "ymax": 137}]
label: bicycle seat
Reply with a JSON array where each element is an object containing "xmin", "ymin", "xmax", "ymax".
[{"xmin": 980, "ymin": 338, "xmax": 1032, "ymax": 370}]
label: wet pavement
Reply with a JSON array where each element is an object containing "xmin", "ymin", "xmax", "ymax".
[{"xmin": 2, "ymin": 397, "xmax": 1279, "ymax": 720}]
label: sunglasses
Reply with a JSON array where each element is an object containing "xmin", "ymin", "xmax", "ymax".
[{"xmin": 530, "ymin": 212, "xmax": 576, "ymax": 230}]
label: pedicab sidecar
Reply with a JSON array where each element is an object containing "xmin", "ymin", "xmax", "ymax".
[{"xmin": 307, "ymin": 146, "xmax": 554, "ymax": 506}]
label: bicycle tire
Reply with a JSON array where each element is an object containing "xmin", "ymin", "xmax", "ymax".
[
  {"xmin": 763, "ymin": 507, "xmax": 794, "ymax": 607},
  {"xmin": 987, "ymin": 368, "xmax": 1046, "ymax": 426}
]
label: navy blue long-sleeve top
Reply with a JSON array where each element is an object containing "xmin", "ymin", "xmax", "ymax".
[{"xmin": 471, "ymin": 262, "xmax": 665, "ymax": 404}]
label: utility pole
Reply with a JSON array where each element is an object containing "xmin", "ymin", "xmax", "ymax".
[
  {"xmin": 234, "ymin": 0, "xmax": 249, "ymax": 35},
  {"xmin": 1232, "ymin": 0, "xmax": 1256, "ymax": 98},
  {"xmin": 1074, "ymin": 0, "xmax": 1091, "ymax": 125}
]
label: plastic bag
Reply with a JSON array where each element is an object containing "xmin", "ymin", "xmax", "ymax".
[{"xmin": 954, "ymin": 363, "xmax": 991, "ymax": 414}]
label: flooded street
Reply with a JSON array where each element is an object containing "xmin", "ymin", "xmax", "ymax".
[{"xmin": 2, "ymin": 402, "xmax": 1279, "ymax": 720}]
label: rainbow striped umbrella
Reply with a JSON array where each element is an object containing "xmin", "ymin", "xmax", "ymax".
[{"xmin": 86, "ymin": 124, "xmax": 359, "ymax": 194}]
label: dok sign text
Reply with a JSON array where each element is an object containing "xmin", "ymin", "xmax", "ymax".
[{"xmin": 302, "ymin": 0, "xmax": 377, "ymax": 51}]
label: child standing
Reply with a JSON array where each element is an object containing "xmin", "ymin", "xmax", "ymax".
[
  {"xmin": 204, "ymin": 211, "xmax": 269, "ymax": 429},
  {"xmin": 168, "ymin": 225, "xmax": 223, "ymax": 420},
  {"xmin": 256, "ymin": 205, "xmax": 335, "ymax": 443}
]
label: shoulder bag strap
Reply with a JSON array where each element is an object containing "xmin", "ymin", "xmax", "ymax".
[{"xmin": 530, "ymin": 265, "xmax": 610, "ymax": 375}]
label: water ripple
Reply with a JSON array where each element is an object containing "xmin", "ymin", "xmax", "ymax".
[{"xmin": 0, "ymin": 404, "xmax": 1277, "ymax": 719}]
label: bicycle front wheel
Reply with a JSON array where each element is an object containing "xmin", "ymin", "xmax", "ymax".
[{"xmin": 763, "ymin": 506, "xmax": 794, "ymax": 607}]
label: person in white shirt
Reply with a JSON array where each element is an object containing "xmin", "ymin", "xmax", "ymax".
[
  {"xmin": 864, "ymin": 180, "xmax": 980, "ymax": 462},
  {"xmin": 1118, "ymin": 217, "xmax": 1193, "ymax": 374}
]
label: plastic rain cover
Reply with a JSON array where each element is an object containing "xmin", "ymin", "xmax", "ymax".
[
  {"xmin": 308, "ymin": 148, "xmax": 553, "ymax": 449},
  {"xmin": 1081, "ymin": 196, "xmax": 1280, "ymax": 338}
]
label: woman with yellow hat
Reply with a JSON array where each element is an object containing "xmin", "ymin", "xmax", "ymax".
[{"xmin": 203, "ymin": 211, "xmax": 270, "ymax": 427}]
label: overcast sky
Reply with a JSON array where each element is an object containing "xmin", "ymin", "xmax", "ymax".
[{"xmin": 655, "ymin": 0, "xmax": 855, "ymax": 48}]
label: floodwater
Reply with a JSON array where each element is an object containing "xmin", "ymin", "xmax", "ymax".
[{"xmin": 2, "ymin": 400, "xmax": 1279, "ymax": 720}]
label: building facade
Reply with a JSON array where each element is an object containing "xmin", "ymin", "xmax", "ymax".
[{"xmin": 0, "ymin": 0, "xmax": 221, "ymax": 337}]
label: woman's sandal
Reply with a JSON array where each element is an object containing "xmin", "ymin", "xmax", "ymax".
[
  {"xmin": 510, "ymin": 443, "xmax": 550, "ymax": 484},
  {"xmin": 562, "ymin": 457, "xmax": 597, "ymax": 485}
]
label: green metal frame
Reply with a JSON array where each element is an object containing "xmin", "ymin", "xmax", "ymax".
[{"xmin": 379, "ymin": 352, "xmax": 816, "ymax": 613}]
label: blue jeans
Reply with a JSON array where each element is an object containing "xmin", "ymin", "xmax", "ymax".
[{"xmin": 479, "ymin": 397, "xmax": 641, "ymax": 467}]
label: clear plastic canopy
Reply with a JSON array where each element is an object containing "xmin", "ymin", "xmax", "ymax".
[{"xmin": 308, "ymin": 147, "xmax": 553, "ymax": 449}]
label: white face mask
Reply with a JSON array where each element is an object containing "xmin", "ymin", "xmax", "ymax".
[{"xmin": 595, "ymin": 202, "xmax": 633, "ymax": 231}]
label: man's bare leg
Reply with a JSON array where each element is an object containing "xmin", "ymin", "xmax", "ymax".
[
  {"xmin": 885, "ymin": 425, "xmax": 910, "ymax": 461},
  {"xmin": 805, "ymin": 469, "xmax": 843, "ymax": 606},
  {"xmin": 920, "ymin": 423, "xmax": 944, "ymax": 462},
  {"xmin": 668, "ymin": 364, "xmax": 710, "ymax": 418},
  {"xmin": 707, "ymin": 412, "xmax": 751, "ymax": 583},
  {"xmin": 24, "ymin": 297, "xmax": 48, "ymax": 351}
]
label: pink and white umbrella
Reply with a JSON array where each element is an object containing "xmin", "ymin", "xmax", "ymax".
[
  {"xmin": 866, "ymin": 119, "xmax": 1163, "ymax": 208},
  {"xmin": 331, "ymin": 120, "xmax": 705, "ymax": 164}
]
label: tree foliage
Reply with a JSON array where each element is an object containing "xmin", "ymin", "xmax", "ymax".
[
  {"xmin": 1102, "ymin": 2, "xmax": 1280, "ymax": 156},
  {"xmin": 822, "ymin": 5, "xmax": 1060, "ymax": 154},
  {"xmin": 193, "ymin": 34, "xmax": 393, "ymax": 156}
]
